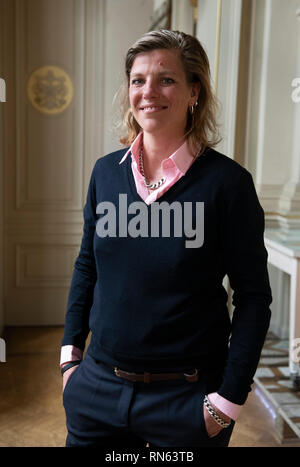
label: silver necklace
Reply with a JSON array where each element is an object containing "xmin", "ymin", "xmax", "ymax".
[{"xmin": 138, "ymin": 147, "xmax": 166, "ymax": 190}]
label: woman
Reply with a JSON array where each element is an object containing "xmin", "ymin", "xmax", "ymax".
[{"xmin": 60, "ymin": 30, "xmax": 272, "ymax": 448}]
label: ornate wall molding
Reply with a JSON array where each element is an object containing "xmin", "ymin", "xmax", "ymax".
[
  {"xmin": 27, "ymin": 65, "xmax": 73, "ymax": 115},
  {"xmin": 14, "ymin": 0, "xmax": 84, "ymax": 212},
  {"xmin": 3, "ymin": 0, "xmax": 105, "ymax": 325},
  {"xmin": 15, "ymin": 242, "xmax": 79, "ymax": 288}
]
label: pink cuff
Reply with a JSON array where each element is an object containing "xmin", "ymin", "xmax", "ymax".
[
  {"xmin": 208, "ymin": 392, "xmax": 242, "ymax": 421},
  {"xmin": 60, "ymin": 345, "xmax": 83, "ymax": 367}
]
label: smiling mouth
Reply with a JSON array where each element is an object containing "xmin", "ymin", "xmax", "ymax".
[{"xmin": 140, "ymin": 105, "xmax": 168, "ymax": 112}]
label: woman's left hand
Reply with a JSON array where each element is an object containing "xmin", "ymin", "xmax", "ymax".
[{"xmin": 203, "ymin": 400, "xmax": 231, "ymax": 438}]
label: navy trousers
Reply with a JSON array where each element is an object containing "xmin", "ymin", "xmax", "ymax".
[{"xmin": 63, "ymin": 351, "xmax": 235, "ymax": 447}]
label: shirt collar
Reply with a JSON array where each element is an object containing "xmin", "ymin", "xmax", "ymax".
[
  {"xmin": 168, "ymin": 140, "xmax": 195, "ymax": 175},
  {"xmin": 119, "ymin": 132, "xmax": 143, "ymax": 165},
  {"xmin": 119, "ymin": 132, "xmax": 197, "ymax": 175}
]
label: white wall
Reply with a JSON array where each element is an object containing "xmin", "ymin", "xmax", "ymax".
[
  {"xmin": 171, "ymin": 0, "xmax": 194, "ymax": 34},
  {"xmin": 247, "ymin": 0, "xmax": 299, "ymax": 212},
  {"xmin": 196, "ymin": 0, "xmax": 219, "ymax": 87},
  {"xmin": 1, "ymin": 0, "xmax": 155, "ymax": 326},
  {"xmin": 196, "ymin": 0, "xmax": 300, "ymax": 339},
  {"xmin": 246, "ymin": 0, "xmax": 300, "ymax": 338},
  {"xmin": 102, "ymin": 0, "xmax": 154, "ymax": 155},
  {"xmin": 196, "ymin": 0, "xmax": 242, "ymax": 159}
]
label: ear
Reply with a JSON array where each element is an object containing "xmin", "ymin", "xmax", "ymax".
[{"xmin": 190, "ymin": 82, "xmax": 200, "ymax": 101}]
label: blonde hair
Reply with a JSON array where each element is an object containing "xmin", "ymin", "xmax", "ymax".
[{"xmin": 113, "ymin": 29, "xmax": 221, "ymax": 155}]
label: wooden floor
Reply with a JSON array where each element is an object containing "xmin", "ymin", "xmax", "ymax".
[{"xmin": 0, "ymin": 326, "xmax": 298, "ymax": 447}]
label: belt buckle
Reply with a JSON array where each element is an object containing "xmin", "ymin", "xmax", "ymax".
[
  {"xmin": 114, "ymin": 367, "xmax": 152, "ymax": 383},
  {"xmin": 114, "ymin": 367, "xmax": 139, "ymax": 382},
  {"xmin": 183, "ymin": 368, "xmax": 198, "ymax": 382},
  {"xmin": 114, "ymin": 367, "xmax": 134, "ymax": 377}
]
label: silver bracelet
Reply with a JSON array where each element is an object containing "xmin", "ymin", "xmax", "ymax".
[{"xmin": 203, "ymin": 395, "xmax": 231, "ymax": 428}]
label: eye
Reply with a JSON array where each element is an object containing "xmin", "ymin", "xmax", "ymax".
[
  {"xmin": 131, "ymin": 78, "xmax": 144, "ymax": 86},
  {"xmin": 161, "ymin": 77, "xmax": 175, "ymax": 85}
]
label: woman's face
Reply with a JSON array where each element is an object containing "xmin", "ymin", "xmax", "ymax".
[{"xmin": 129, "ymin": 48, "xmax": 199, "ymax": 140}]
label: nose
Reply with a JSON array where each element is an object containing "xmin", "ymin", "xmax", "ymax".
[{"xmin": 142, "ymin": 77, "xmax": 159, "ymax": 99}]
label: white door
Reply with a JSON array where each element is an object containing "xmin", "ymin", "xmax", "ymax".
[{"xmin": 2, "ymin": 0, "xmax": 154, "ymax": 325}]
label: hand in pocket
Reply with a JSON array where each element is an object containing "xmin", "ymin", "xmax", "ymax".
[
  {"xmin": 203, "ymin": 399, "xmax": 231, "ymax": 438},
  {"xmin": 62, "ymin": 365, "xmax": 79, "ymax": 392}
]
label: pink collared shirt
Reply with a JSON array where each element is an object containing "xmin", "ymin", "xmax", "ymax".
[
  {"xmin": 118, "ymin": 132, "xmax": 196, "ymax": 204},
  {"xmin": 60, "ymin": 133, "xmax": 242, "ymax": 421}
]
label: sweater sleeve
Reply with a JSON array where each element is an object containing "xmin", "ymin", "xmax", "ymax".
[
  {"xmin": 61, "ymin": 164, "xmax": 97, "ymax": 351},
  {"xmin": 217, "ymin": 169, "xmax": 272, "ymax": 405}
]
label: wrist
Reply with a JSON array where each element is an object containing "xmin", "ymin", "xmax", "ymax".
[
  {"xmin": 207, "ymin": 396, "xmax": 231, "ymax": 423},
  {"xmin": 208, "ymin": 392, "xmax": 242, "ymax": 421},
  {"xmin": 61, "ymin": 360, "xmax": 81, "ymax": 375},
  {"xmin": 204, "ymin": 395, "xmax": 232, "ymax": 428}
]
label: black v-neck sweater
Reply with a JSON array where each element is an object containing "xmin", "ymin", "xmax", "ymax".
[{"xmin": 62, "ymin": 147, "xmax": 272, "ymax": 405}]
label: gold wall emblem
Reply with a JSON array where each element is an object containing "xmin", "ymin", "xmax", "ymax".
[{"xmin": 27, "ymin": 65, "xmax": 73, "ymax": 114}]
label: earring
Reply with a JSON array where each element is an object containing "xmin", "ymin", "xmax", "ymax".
[{"xmin": 189, "ymin": 101, "xmax": 198, "ymax": 115}]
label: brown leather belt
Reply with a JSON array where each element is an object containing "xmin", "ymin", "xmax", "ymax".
[{"xmin": 113, "ymin": 367, "xmax": 199, "ymax": 383}]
